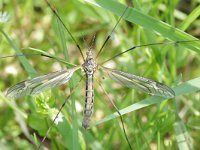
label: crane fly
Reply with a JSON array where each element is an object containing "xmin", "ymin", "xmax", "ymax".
[
  {"xmin": 5, "ymin": 15, "xmax": 176, "ymax": 128},
  {"xmin": 5, "ymin": 46, "xmax": 176, "ymax": 127},
  {"xmin": 2, "ymin": 0, "xmax": 199, "ymax": 149}
]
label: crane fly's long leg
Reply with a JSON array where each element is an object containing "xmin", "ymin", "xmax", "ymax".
[
  {"xmin": 100, "ymin": 39, "xmax": 200, "ymax": 65},
  {"xmin": 96, "ymin": 6, "xmax": 129, "ymax": 59},
  {"xmin": 37, "ymin": 77, "xmax": 84, "ymax": 150},
  {"xmin": 0, "ymin": 54, "xmax": 43, "ymax": 59},
  {"xmin": 0, "ymin": 53, "xmax": 77, "ymax": 67},
  {"xmin": 96, "ymin": 78, "xmax": 133, "ymax": 150},
  {"xmin": 6, "ymin": 66, "xmax": 81, "ymax": 100},
  {"xmin": 44, "ymin": 0, "xmax": 85, "ymax": 61},
  {"xmin": 100, "ymin": 66, "xmax": 175, "ymax": 98}
]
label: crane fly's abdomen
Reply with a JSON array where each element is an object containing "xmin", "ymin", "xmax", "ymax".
[
  {"xmin": 82, "ymin": 50, "xmax": 97, "ymax": 129},
  {"xmin": 82, "ymin": 74, "xmax": 94, "ymax": 129}
]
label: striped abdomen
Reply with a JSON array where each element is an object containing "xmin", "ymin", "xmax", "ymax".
[{"xmin": 82, "ymin": 74, "xmax": 94, "ymax": 129}]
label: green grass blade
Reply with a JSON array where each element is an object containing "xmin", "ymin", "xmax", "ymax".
[
  {"xmin": 179, "ymin": 5, "xmax": 200, "ymax": 31},
  {"xmin": 174, "ymin": 120, "xmax": 194, "ymax": 150},
  {"xmin": 85, "ymin": 0, "xmax": 200, "ymax": 53}
]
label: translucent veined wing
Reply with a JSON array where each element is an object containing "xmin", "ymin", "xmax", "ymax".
[
  {"xmin": 6, "ymin": 66, "xmax": 81, "ymax": 100},
  {"xmin": 101, "ymin": 66, "xmax": 175, "ymax": 98}
]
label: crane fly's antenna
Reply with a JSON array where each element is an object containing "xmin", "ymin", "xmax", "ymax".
[
  {"xmin": 100, "ymin": 39, "xmax": 200, "ymax": 65},
  {"xmin": 96, "ymin": 78, "xmax": 133, "ymax": 150},
  {"xmin": 44, "ymin": 0, "xmax": 85, "ymax": 61},
  {"xmin": 96, "ymin": 6, "xmax": 129, "ymax": 59},
  {"xmin": 37, "ymin": 77, "xmax": 83, "ymax": 150}
]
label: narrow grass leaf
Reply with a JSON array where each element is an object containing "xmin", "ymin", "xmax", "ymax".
[
  {"xmin": 179, "ymin": 5, "xmax": 200, "ymax": 31},
  {"xmin": 85, "ymin": 0, "xmax": 200, "ymax": 54},
  {"xmin": 174, "ymin": 120, "xmax": 194, "ymax": 150}
]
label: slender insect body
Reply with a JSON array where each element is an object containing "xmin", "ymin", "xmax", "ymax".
[
  {"xmin": 82, "ymin": 50, "xmax": 97, "ymax": 128},
  {"xmin": 83, "ymin": 74, "xmax": 94, "ymax": 128}
]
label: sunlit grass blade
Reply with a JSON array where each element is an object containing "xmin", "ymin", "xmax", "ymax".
[
  {"xmin": 92, "ymin": 76, "xmax": 200, "ymax": 126},
  {"xmin": 179, "ymin": 5, "xmax": 200, "ymax": 31},
  {"xmin": 85, "ymin": 0, "xmax": 200, "ymax": 53},
  {"xmin": 174, "ymin": 120, "xmax": 194, "ymax": 150}
]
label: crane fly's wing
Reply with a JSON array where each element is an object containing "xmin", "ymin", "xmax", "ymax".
[
  {"xmin": 102, "ymin": 67, "xmax": 175, "ymax": 98},
  {"xmin": 6, "ymin": 67, "xmax": 80, "ymax": 100}
]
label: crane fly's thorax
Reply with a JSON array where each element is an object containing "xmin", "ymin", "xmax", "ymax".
[{"xmin": 82, "ymin": 50, "xmax": 97, "ymax": 75}]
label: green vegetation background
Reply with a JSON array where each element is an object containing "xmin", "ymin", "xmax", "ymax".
[{"xmin": 0, "ymin": 0, "xmax": 200, "ymax": 149}]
